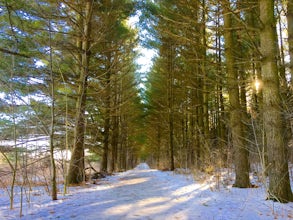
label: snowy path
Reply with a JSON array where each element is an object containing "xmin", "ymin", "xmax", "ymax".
[{"xmin": 1, "ymin": 163, "xmax": 293, "ymax": 219}]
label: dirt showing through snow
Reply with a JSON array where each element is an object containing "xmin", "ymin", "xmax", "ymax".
[{"xmin": 1, "ymin": 163, "xmax": 293, "ymax": 219}]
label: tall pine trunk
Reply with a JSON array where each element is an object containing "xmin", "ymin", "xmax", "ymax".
[
  {"xmin": 168, "ymin": 42, "xmax": 175, "ymax": 171},
  {"xmin": 110, "ymin": 76, "xmax": 119, "ymax": 173},
  {"xmin": 259, "ymin": 0, "xmax": 293, "ymax": 203},
  {"xmin": 101, "ymin": 53, "xmax": 111, "ymax": 173},
  {"xmin": 67, "ymin": 0, "xmax": 93, "ymax": 185},
  {"xmin": 222, "ymin": 0, "xmax": 251, "ymax": 188},
  {"xmin": 48, "ymin": 20, "xmax": 57, "ymax": 200},
  {"xmin": 288, "ymin": 1, "xmax": 293, "ymax": 86}
]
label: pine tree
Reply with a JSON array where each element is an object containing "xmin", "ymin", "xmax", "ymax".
[
  {"xmin": 259, "ymin": 0, "xmax": 293, "ymax": 202},
  {"xmin": 222, "ymin": 0, "xmax": 251, "ymax": 188},
  {"xmin": 288, "ymin": 0, "xmax": 293, "ymax": 84},
  {"xmin": 67, "ymin": 0, "xmax": 94, "ymax": 185}
]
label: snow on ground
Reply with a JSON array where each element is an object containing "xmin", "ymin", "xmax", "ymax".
[{"xmin": 0, "ymin": 163, "xmax": 293, "ymax": 220}]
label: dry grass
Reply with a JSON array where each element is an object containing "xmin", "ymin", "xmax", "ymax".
[{"xmin": 0, "ymin": 157, "xmax": 65, "ymax": 191}]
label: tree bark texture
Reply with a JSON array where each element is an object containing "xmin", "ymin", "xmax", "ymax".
[
  {"xmin": 49, "ymin": 20, "xmax": 57, "ymax": 200},
  {"xmin": 67, "ymin": 0, "xmax": 93, "ymax": 185},
  {"xmin": 288, "ymin": 1, "xmax": 293, "ymax": 86},
  {"xmin": 168, "ymin": 42, "xmax": 175, "ymax": 171},
  {"xmin": 259, "ymin": 0, "xmax": 293, "ymax": 202},
  {"xmin": 101, "ymin": 55, "xmax": 111, "ymax": 172},
  {"xmin": 222, "ymin": 0, "xmax": 250, "ymax": 188}
]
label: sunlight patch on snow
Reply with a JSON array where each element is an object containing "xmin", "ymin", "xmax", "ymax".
[
  {"xmin": 122, "ymin": 197, "xmax": 172, "ymax": 217},
  {"xmin": 104, "ymin": 203, "xmax": 133, "ymax": 215},
  {"xmin": 137, "ymin": 202, "xmax": 170, "ymax": 215},
  {"xmin": 137, "ymin": 197, "xmax": 169, "ymax": 207},
  {"xmin": 172, "ymin": 184, "xmax": 204, "ymax": 197},
  {"xmin": 88, "ymin": 200, "xmax": 115, "ymax": 208},
  {"xmin": 118, "ymin": 177, "xmax": 150, "ymax": 186}
]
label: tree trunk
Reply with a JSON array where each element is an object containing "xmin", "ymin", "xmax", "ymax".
[
  {"xmin": 168, "ymin": 42, "xmax": 175, "ymax": 171},
  {"xmin": 222, "ymin": 0, "xmax": 251, "ymax": 188},
  {"xmin": 201, "ymin": 0, "xmax": 209, "ymax": 167},
  {"xmin": 259, "ymin": 0, "xmax": 293, "ymax": 203},
  {"xmin": 110, "ymin": 76, "xmax": 119, "ymax": 173},
  {"xmin": 216, "ymin": 10, "xmax": 226, "ymax": 155},
  {"xmin": 67, "ymin": 0, "xmax": 93, "ymax": 185},
  {"xmin": 101, "ymin": 56, "xmax": 111, "ymax": 172},
  {"xmin": 48, "ymin": 20, "xmax": 57, "ymax": 200},
  {"xmin": 288, "ymin": 1, "xmax": 293, "ymax": 86},
  {"xmin": 169, "ymin": 109, "xmax": 175, "ymax": 171},
  {"xmin": 156, "ymin": 125, "xmax": 161, "ymax": 168},
  {"xmin": 111, "ymin": 115, "xmax": 119, "ymax": 172}
]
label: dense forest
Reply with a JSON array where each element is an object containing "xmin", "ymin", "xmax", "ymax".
[{"xmin": 0, "ymin": 0, "xmax": 292, "ymax": 208}]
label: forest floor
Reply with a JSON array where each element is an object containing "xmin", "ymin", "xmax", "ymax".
[{"xmin": 0, "ymin": 163, "xmax": 293, "ymax": 220}]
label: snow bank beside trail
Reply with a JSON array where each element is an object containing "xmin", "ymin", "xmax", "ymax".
[{"xmin": 134, "ymin": 163, "xmax": 150, "ymax": 170}]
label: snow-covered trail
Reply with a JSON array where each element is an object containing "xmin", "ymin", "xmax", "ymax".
[
  {"xmin": 89, "ymin": 164, "xmax": 203, "ymax": 220},
  {"xmin": 1, "ymin": 163, "xmax": 293, "ymax": 220}
]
